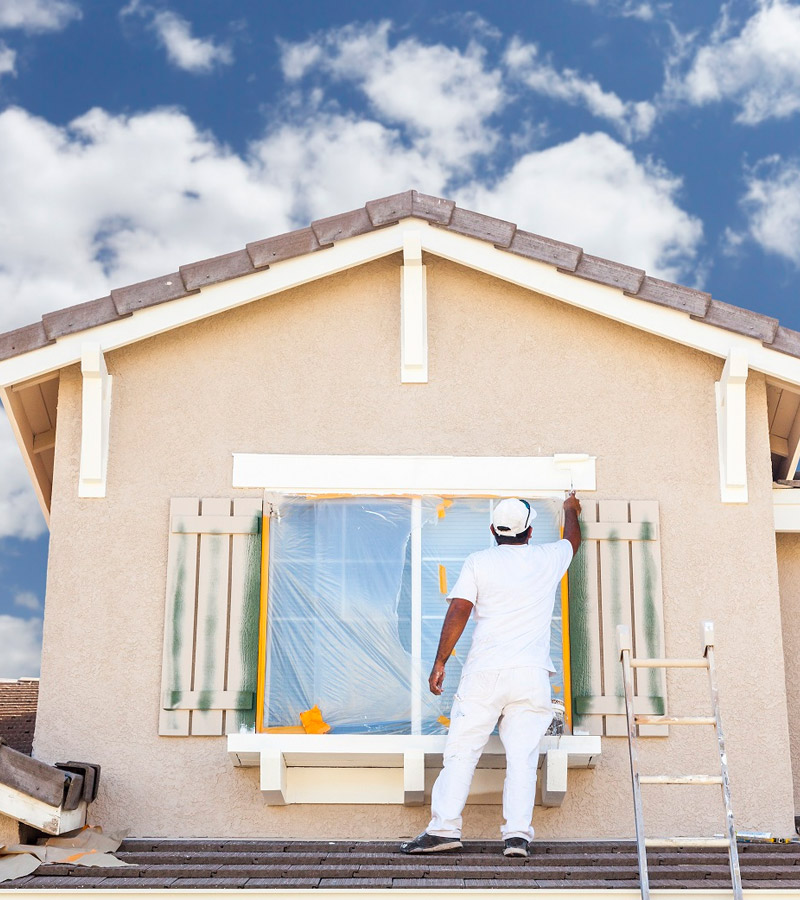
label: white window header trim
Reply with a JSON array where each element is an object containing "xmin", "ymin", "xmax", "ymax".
[{"xmin": 231, "ymin": 453, "xmax": 596, "ymax": 496}]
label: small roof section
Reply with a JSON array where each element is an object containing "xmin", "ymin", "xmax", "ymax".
[
  {"xmin": 0, "ymin": 678, "xmax": 39, "ymax": 755},
  {"xmin": 1, "ymin": 188, "xmax": 800, "ymax": 363}
]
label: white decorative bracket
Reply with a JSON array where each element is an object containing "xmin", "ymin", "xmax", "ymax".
[
  {"xmin": 540, "ymin": 748, "xmax": 568, "ymax": 807},
  {"xmin": 78, "ymin": 342, "xmax": 112, "ymax": 498},
  {"xmin": 400, "ymin": 231, "xmax": 427, "ymax": 383},
  {"xmin": 715, "ymin": 348, "xmax": 748, "ymax": 504}
]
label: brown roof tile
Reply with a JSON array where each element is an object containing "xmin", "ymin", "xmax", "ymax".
[
  {"xmin": 694, "ymin": 298, "xmax": 779, "ymax": 342},
  {"xmin": 42, "ymin": 296, "xmax": 122, "ymax": 341},
  {"xmin": 111, "ymin": 272, "xmax": 195, "ymax": 315},
  {"xmin": 0, "ymin": 322, "xmax": 51, "ymax": 362},
  {"xmin": 567, "ymin": 254, "xmax": 646, "ymax": 293},
  {"xmin": 447, "ymin": 207, "xmax": 516, "ymax": 247},
  {"xmin": 411, "ymin": 190, "xmax": 455, "ymax": 224},
  {"xmin": 507, "ymin": 229, "xmax": 582, "ymax": 270},
  {"xmin": 366, "ymin": 190, "xmax": 414, "ymax": 226},
  {"xmin": 311, "ymin": 207, "xmax": 373, "ymax": 244},
  {"xmin": 247, "ymin": 226, "xmax": 323, "ymax": 267},
  {"xmin": 628, "ymin": 276, "xmax": 711, "ymax": 317},
  {"xmin": 180, "ymin": 249, "xmax": 255, "ymax": 291},
  {"xmin": 769, "ymin": 326, "xmax": 800, "ymax": 357}
]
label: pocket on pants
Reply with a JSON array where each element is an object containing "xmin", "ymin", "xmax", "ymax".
[{"xmin": 456, "ymin": 670, "xmax": 500, "ymax": 703}]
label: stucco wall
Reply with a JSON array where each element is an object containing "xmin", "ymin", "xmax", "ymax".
[
  {"xmin": 34, "ymin": 254, "xmax": 794, "ymax": 838},
  {"xmin": 777, "ymin": 533, "xmax": 800, "ymax": 815}
]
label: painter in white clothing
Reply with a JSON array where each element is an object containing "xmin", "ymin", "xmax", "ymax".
[{"xmin": 400, "ymin": 494, "xmax": 582, "ymax": 858}]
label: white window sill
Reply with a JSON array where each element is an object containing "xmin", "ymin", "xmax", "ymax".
[{"xmin": 227, "ymin": 733, "xmax": 601, "ymax": 807}]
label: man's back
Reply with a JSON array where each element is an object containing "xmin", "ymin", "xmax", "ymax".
[{"xmin": 451, "ymin": 539, "xmax": 573, "ymax": 675}]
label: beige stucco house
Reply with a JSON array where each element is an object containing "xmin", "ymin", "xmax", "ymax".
[{"xmin": 1, "ymin": 190, "xmax": 799, "ymax": 844}]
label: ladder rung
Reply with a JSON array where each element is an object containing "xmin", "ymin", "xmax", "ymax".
[
  {"xmin": 645, "ymin": 837, "xmax": 730, "ymax": 848},
  {"xmin": 631, "ymin": 658, "xmax": 708, "ymax": 668},
  {"xmin": 639, "ymin": 775, "xmax": 723, "ymax": 785},
  {"xmin": 634, "ymin": 715, "xmax": 716, "ymax": 725}
]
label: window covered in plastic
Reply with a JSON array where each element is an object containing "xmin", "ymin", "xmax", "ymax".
[{"xmin": 263, "ymin": 496, "xmax": 564, "ymax": 734}]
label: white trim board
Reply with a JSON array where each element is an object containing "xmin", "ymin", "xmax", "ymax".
[{"xmin": 232, "ymin": 453, "xmax": 597, "ymax": 495}]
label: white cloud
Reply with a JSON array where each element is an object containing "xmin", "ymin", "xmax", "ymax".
[
  {"xmin": 279, "ymin": 22, "xmax": 505, "ymax": 167},
  {"xmin": 0, "ymin": 408, "xmax": 46, "ymax": 540},
  {"xmin": 459, "ymin": 132, "xmax": 702, "ymax": 281},
  {"xmin": 569, "ymin": 0, "xmax": 668, "ymax": 21},
  {"xmin": 14, "ymin": 591, "xmax": 40, "ymax": 611},
  {"xmin": 0, "ymin": 0, "xmax": 80, "ymax": 32},
  {"xmin": 677, "ymin": 0, "xmax": 800, "ymax": 123},
  {"xmin": 504, "ymin": 38, "xmax": 656, "ymax": 141},
  {"xmin": 0, "ymin": 39, "xmax": 14, "ymax": 76},
  {"xmin": 0, "ymin": 615, "xmax": 41, "ymax": 678},
  {"xmin": 741, "ymin": 155, "xmax": 800, "ymax": 264},
  {"xmin": 121, "ymin": 3, "xmax": 233, "ymax": 73}
]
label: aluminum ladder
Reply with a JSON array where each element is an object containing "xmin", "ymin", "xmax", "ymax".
[{"xmin": 617, "ymin": 621, "xmax": 742, "ymax": 900}]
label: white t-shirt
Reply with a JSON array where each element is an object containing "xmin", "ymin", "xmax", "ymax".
[{"xmin": 447, "ymin": 539, "xmax": 574, "ymax": 675}]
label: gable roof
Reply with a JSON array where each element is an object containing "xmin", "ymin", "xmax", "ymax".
[{"xmin": 1, "ymin": 188, "xmax": 800, "ymax": 366}]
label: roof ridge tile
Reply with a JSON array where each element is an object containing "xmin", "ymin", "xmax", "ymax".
[
  {"xmin": 111, "ymin": 272, "xmax": 198, "ymax": 316},
  {"xmin": 0, "ymin": 321, "xmax": 53, "ymax": 363},
  {"xmin": 42, "ymin": 295, "xmax": 124, "ymax": 341},
  {"xmin": 627, "ymin": 276, "xmax": 711, "ymax": 318},
  {"xmin": 446, "ymin": 207, "xmax": 516, "ymax": 247},
  {"xmin": 692, "ymin": 297, "xmax": 779, "ymax": 343},
  {"xmin": 247, "ymin": 226, "xmax": 324, "ymax": 268},
  {"xmin": 564, "ymin": 254, "xmax": 645, "ymax": 294},
  {"xmin": 180, "ymin": 249, "xmax": 255, "ymax": 292}
]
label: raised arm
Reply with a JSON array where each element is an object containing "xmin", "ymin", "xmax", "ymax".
[
  {"xmin": 428, "ymin": 598, "xmax": 474, "ymax": 695},
  {"xmin": 563, "ymin": 491, "xmax": 582, "ymax": 556}
]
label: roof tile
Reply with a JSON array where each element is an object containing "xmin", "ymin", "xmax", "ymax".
[
  {"xmin": 507, "ymin": 230, "xmax": 582, "ymax": 270},
  {"xmin": 628, "ymin": 277, "xmax": 711, "ymax": 317},
  {"xmin": 693, "ymin": 298, "xmax": 779, "ymax": 342},
  {"xmin": 0, "ymin": 322, "xmax": 51, "ymax": 362},
  {"xmin": 42, "ymin": 296, "xmax": 122, "ymax": 341},
  {"xmin": 447, "ymin": 208, "xmax": 516, "ymax": 247},
  {"xmin": 111, "ymin": 273, "xmax": 195, "ymax": 316},
  {"xmin": 312, "ymin": 207, "xmax": 373, "ymax": 244},
  {"xmin": 566, "ymin": 254, "xmax": 645, "ymax": 293},
  {"xmin": 411, "ymin": 191, "xmax": 454, "ymax": 224},
  {"xmin": 366, "ymin": 191, "xmax": 414, "ymax": 226},
  {"xmin": 247, "ymin": 226, "xmax": 323, "ymax": 268},
  {"xmin": 766, "ymin": 325, "xmax": 800, "ymax": 357},
  {"xmin": 180, "ymin": 250, "xmax": 255, "ymax": 292}
]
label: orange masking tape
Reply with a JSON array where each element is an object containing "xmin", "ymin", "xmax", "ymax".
[{"xmin": 438, "ymin": 564, "xmax": 448, "ymax": 594}]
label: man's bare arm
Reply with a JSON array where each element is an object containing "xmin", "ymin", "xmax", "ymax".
[
  {"xmin": 563, "ymin": 491, "xmax": 582, "ymax": 556},
  {"xmin": 428, "ymin": 598, "xmax": 474, "ymax": 695}
]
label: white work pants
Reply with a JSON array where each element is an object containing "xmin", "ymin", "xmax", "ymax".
[{"xmin": 427, "ymin": 666, "xmax": 553, "ymax": 841}]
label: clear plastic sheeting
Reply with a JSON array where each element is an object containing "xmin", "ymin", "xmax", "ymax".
[{"xmin": 264, "ymin": 496, "xmax": 565, "ymax": 735}]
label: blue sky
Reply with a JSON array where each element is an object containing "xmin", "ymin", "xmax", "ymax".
[{"xmin": 1, "ymin": 0, "xmax": 800, "ymax": 676}]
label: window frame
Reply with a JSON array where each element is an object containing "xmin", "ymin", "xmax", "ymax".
[{"xmin": 255, "ymin": 491, "xmax": 573, "ymax": 735}]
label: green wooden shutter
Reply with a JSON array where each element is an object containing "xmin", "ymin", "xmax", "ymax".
[
  {"xmin": 158, "ymin": 497, "xmax": 262, "ymax": 736},
  {"xmin": 568, "ymin": 500, "xmax": 667, "ymax": 737}
]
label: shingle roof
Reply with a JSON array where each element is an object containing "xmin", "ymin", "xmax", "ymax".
[
  {"xmin": 3, "ymin": 839, "xmax": 800, "ymax": 890},
  {"xmin": 0, "ymin": 679, "xmax": 38, "ymax": 756},
  {"xmin": 0, "ymin": 189, "xmax": 796, "ymax": 366}
]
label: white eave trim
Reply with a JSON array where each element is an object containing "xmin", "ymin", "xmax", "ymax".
[
  {"xmin": 231, "ymin": 453, "xmax": 597, "ymax": 495},
  {"xmin": 3, "ymin": 219, "xmax": 800, "ymax": 392},
  {"xmin": 773, "ymin": 487, "xmax": 800, "ymax": 531}
]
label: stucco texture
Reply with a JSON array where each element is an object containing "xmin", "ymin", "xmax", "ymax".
[
  {"xmin": 34, "ymin": 255, "xmax": 794, "ymax": 838},
  {"xmin": 777, "ymin": 533, "xmax": 800, "ymax": 814}
]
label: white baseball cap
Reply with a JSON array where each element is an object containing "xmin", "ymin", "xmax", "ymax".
[{"xmin": 492, "ymin": 498, "xmax": 536, "ymax": 536}]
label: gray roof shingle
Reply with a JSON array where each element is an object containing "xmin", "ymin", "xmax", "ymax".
[
  {"xmin": 2, "ymin": 189, "xmax": 799, "ymax": 367},
  {"xmin": 3, "ymin": 838, "xmax": 799, "ymax": 891}
]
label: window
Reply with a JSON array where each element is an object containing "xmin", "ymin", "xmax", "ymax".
[{"xmin": 262, "ymin": 496, "xmax": 567, "ymax": 735}]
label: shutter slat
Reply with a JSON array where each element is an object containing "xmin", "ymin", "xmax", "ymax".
[
  {"xmin": 225, "ymin": 498, "xmax": 263, "ymax": 735},
  {"xmin": 569, "ymin": 500, "xmax": 603, "ymax": 735},
  {"xmin": 158, "ymin": 498, "xmax": 199, "ymax": 736},
  {"xmin": 630, "ymin": 500, "xmax": 668, "ymax": 737},
  {"xmin": 191, "ymin": 498, "xmax": 232, "ymax": 735},
  {"xmin": 598, "ymin": 501, "xmax": 633, "ymax": 736}
]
